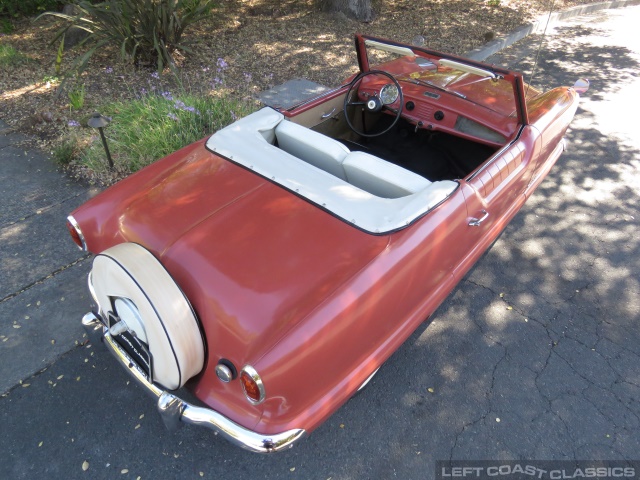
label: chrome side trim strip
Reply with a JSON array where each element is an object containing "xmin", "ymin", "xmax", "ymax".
[
  {"xmin": 357, "ymin": 367, "xmax": 380, "ymax": 392},
  {"xmin": 81, "ymin": 312, "xmax": 306, "ymax": 453}
]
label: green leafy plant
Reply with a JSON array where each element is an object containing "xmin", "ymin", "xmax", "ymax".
[
  {"xmin": 0, "ymin": 0, "xmax": 62, "ymax": 18},
  {"xmin": 487, "ymin": 0, "xmax": 501, "ymax": 7},
  {"xmin": 1, "ymin": 18, "xmax": 14, "ymax": 34},
  {"xmin": 38, "ymin": 0, "xmax": 217, "ymax": 75},
  {"xmin": 68, "ymin": 82, "xmax": 86, "ymax": 110},
  {"xmin": 54, "ymin": 35, "xmax": 64, "ymax": 75},
  {"xmin": 42, "ymin": 74, "xmax": 59, "ymax": 83}
]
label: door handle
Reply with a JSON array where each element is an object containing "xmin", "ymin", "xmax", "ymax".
[
  {"xmin": 321, "ymin": 108, "xmax": 336, "ymax": 119},
  {"xmin": 468, "ymin": 209, "xmax": 489, "ymax": 227}
]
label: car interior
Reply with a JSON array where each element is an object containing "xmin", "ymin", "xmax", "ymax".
[{"xmin": 205, "ymin": 106, "xmax": 459, "ymax": 234}]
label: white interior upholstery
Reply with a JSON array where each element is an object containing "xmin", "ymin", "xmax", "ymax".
[
  {"xmin": 275, "ymin": 120, "xmax": 349, "ymax": 180},
  {"xmin": 343, "ymin": 151, "xmax": 432, "ymax": 199},
  {"xmin": 206, "ymin": 108, "xmax": 458, "ymax": 233}
]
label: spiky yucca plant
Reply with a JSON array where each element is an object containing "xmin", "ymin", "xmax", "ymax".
[{"xmin": 39, "ymin": 0, "xmax": 216, "ymax": 74}]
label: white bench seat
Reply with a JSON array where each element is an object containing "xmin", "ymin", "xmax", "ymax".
[
  {"xmin": 343, "ymin": 151, "xmax": 432, "ymax": 199},
  {"xmin": 205, "ymin": 108, "xmax": 457, "ymax": 233},
  {"xmin": 275, "ymin": 120, "xmax": 350, "ymax": 180}
]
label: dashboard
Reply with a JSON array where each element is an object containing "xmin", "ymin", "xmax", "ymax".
[{"xmin": 356, "ymin": 78, "xmax": 516, "ymax": 147}]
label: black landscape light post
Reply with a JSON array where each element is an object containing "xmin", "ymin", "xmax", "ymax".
[{"xmin": 87, "ymin": 112, "xmax": 114, "ymax": 170}]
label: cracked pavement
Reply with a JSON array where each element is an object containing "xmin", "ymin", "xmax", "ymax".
[{"xmin": 1, "ymin": 5, "xmax": 639, "ymax": 479}]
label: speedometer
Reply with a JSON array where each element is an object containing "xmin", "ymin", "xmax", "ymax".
[{"xmin": 380, "ymin": 84, "xmax": 399, "ymax": 105}]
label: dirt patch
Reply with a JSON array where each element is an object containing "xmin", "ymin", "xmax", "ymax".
[{"xmin": 0, "ymin": 0, "xmax": 594, "ymax": 156}]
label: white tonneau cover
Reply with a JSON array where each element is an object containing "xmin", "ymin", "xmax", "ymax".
[{"xmin": 205, "ymin": 108, "xmax": 457, "ymax": 234}]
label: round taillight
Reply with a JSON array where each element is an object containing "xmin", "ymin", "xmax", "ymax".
[
  {"xmin": 240, "ymin": 366, "xmax": 265, "ymax": 405},
  {"xmin": 66, "ymin": 215, "xmax": 86, "ymax": 251}
]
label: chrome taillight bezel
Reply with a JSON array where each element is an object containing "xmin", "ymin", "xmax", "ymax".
[
  {"xmin": 240, "ymin": 365, "xmax": 266, "ymax": 405},
  {"xmin": 66, "ymin": 215, "xmax": 87, "ymax": 251}
]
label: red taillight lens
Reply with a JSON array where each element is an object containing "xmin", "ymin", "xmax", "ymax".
[
  {"xmin": 66, "ymin": 216, "xmax": 86, "ymax": 251},
  {"xmin": 240, "ymin": 366, "xmax": 265, "ymax": 405}
]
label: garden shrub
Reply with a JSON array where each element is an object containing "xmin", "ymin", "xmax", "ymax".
[
  {"xmin": 0, "ymin": 0, "xmax": 63, "ymax": 18},
  {"xmin": 39, "ymin": 0, "xmax": 217, "ymax": 74}
]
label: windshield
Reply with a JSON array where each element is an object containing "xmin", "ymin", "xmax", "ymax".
[{"xmin": 364, "ymin": 39, "xmax": 518, "ymax": 117}]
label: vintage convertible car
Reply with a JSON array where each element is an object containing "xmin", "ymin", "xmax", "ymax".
[{"xmin": 68, "ymin": 34, "xmax": 587, "ymax": 453}]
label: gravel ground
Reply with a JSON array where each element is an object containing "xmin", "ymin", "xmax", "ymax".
[{"xmin": 0, "ymin": 0, "xmax": 595, "ymax": 160}]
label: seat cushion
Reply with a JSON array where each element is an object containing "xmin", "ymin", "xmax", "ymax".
[
  {"xmin": 275, "ymin": 120, "xmax": 350, "ymax": 180},
  {"xmin": 342, "ymin": 151, "xmax": 432, "ymax": 198}
]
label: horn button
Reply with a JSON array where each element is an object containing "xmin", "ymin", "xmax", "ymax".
[{"xmin": 366, "ymin": 96, "xmax": 383, "ymax": 112}]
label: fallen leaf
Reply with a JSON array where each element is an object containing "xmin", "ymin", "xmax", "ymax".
[
  {"xmin": 506, "ymin": 306, "xmax": 513, "ymax": 310},
  {"xmin": 51, "ymin": 339, "xmax": 56, "ymax": 345},
  {"xmin": 135, "ymin": 424, "xmax": 141, "ymax": 430},
  {"xmin": 499, "ymin": 293, "xmax": 504, "ymax": 297},
  {"xmin": 38, "ymin": 441, "xmax": 43, "ymax": 447},
  {"xmin": 339, "ymin": 424, "xmax": 344, "ymax": 429},
  {"xmin": 496, "ymin": 417, "xmax": 501, "ymax": 422},
  {"xmin": 139, "ymin": 414, "xmax": 144, "ymax": 420},
  {"xmin": 82, "ymin": 460, "xmax": 89, "ymax": 471},
  {"xmin": 290, "ymin": 467, "xmax": 295, "ymax": 472},
  {"xmin": 13, "ymin": 324, "xmax": 21, "ymax": 329},
  {"xmin": 57, "ymin": 375, "xmax": 64, "ymax": 380},
  {"xmin": 121, "ymin": 469, "xmax": 129, "ymax": 474},
  {"xmin": 200, "ymin": 473, "xmax": 204, "ymax": 477},
  {"xmin": 427, "ymin": 387, "xmax": 434, "ymax": 393},
  {"xmin": 22, "ymin": 383, "xmax": 30, "ymax": 388}
]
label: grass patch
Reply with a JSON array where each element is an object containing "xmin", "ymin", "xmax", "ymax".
[
  {"xmin": 0, "ymin": 44, "xmax": 24, "ymax": 67},
  {"xmin": 53, "ymin": 133, "xmax": 84, "ymax": 165},
  {"xmin": 75, "ymin": 91, "xmax": 256, "ymax": 175}
]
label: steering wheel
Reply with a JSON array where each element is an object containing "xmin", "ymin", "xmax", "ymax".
[{"xmin": 343, "ymin": 70, "xmax": 404, "ymax": 138}]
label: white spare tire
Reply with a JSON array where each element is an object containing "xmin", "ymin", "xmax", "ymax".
[{"xmin": 91, "ymin": 242, "xmax": 205, "ymax": 390}]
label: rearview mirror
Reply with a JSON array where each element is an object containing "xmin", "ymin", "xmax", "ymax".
[
  {"xmin": 412, "ymin": 35, "xmax": 425, "ymax": 47},
  {"xmin": 573, "ymin": 78, "xmax": 590, "ymax": 95}
]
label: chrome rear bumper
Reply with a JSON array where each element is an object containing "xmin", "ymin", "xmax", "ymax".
[{"xmin": 82, "ymin": 312, "xmax": 305, "ymax": 453}]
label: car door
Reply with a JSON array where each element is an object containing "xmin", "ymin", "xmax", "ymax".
[{"xmin": 453, "ymin": 125, "xmax": 542, "ymax": 279}]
